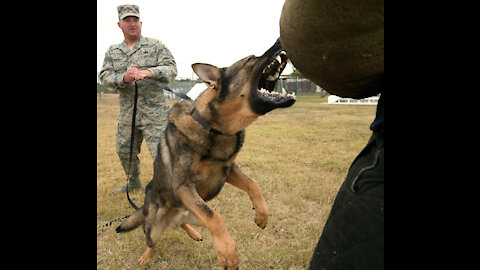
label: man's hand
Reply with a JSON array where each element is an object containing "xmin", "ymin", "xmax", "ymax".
[
  {"xmin": 123, "ymin": 64, "xmax": 152, "ymax": 83},
  {"xmin": 123, "ymin": 65, "xmax": 138, "ymax": 83},
  {"xmin": 135, "ymin": 70, "xmax": 152, "ymax": 81}
]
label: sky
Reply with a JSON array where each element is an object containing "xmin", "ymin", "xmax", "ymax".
[{"xmin": 97, "ymin": 0, "xmax": 293, "ymax": 80}]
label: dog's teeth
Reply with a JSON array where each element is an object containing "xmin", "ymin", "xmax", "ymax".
[
  {"xmin": 286, "ymin": 92, "xmax": 296, "ymax": 99},
  {"xmin": 276, "ymin": 55, "xmax": 282, "ymax": 63},
  {"xmin": 282, "ymin": 88, "xmax": 286, "ymax": 96}
]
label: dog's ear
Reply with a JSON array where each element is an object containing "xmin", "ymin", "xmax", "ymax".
[{"xmin": 191, "ymin": 63, "xmax": 221, "ymax": 90}]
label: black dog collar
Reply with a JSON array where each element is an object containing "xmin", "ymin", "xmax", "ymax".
[{"xmin": 188, "ymin": 105, "xmax": 224, "ymax": 135}]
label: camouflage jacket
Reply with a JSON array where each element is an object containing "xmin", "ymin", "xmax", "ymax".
[{"xmin": 99, "ymin": 36, "xmax": 177, "ymax": 125}]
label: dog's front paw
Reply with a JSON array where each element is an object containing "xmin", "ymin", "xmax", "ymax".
[
  {"xmin": 254, "ymin": 211, "xmax": 268, "ymax": 229},
  {"xmin": 253, "ymin": 204, "xmax": 269, "ymax": 229},
  {"xmin": 213, "ymin": 235, "xmax": 239, "ymax": 270}
]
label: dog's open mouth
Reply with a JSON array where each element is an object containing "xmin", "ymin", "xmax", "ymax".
[
  {"xmin": 257, "ymin": 50, "xmax": 296, "ymax": 102},
  {"xmin": 249, "ymin": 39, "xmax": 296, "ymax": 115}
]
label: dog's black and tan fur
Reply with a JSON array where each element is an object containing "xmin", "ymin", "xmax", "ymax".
[{"xmin": 116, "ymin": 39, "xmax": 295, "ymax": 269}]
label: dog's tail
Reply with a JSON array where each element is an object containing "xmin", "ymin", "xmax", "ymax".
[{"xmin": 116, "ymin": 206, "xmax": 144, "ymax": 233}]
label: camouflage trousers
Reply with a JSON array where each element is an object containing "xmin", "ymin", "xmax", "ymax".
[{"xmin": 116, "ymin": 120, "xmax": 167, "ymax": 181}]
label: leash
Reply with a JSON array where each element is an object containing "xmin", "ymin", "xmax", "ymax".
[
  {"xmin": 99, "ymin": 79, "xmax": 191, "ymax": 229},
  {"xmin": 144, "ymin": 78, "xmax": 192, "ymax": 101},
  {"xmin": 125, "ymin": 81, "xmax": 140, "ymax": 210},
  {"xmin": 126, "ymin": 79, "xmax": 190, "ymax": 211},
  {"xmin": 97, "ymin": 82, "xmax": 139, "ymax": 228},
  {"xmin": 97, "ymin": 215, "xmax": 129, "ymax": 230}
]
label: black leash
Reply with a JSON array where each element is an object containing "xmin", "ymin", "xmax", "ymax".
[
  {"xmin": 97, "ymin": 215, "xmax": 129, "ymax": 230},
  {"xmin": 126, "ymin": 81, "xmax": 140, "ymax": 210},
  {"xmin": 98, "ymin": 81, "xmax": 141, "ymax": 228},
  {"xmin": 144, "ymin": 78, "xmax": 192, "ymax": 101},
  {"xmin": 99, "ymin": 79, "xmax": 191, "ymax": 229},
  {"xmin": 126, "ymin": 79, "xmax": 190, "ymax": 211}
]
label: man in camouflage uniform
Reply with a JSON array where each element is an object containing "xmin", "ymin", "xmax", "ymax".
[{"xmin": 99, "ymin": 4, "xmax": 177, "ymax": 194}]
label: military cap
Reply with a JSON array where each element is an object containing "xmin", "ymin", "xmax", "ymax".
[{"xmin": 117, "ymin": 4, "xmax": 140, "ymax": 20}]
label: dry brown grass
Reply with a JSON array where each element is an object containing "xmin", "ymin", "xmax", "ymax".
[{"xmin": 97, "ymin": 94, "xmax": 376, "ymax": 269}]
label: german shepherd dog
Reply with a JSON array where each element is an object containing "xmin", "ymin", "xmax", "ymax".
[{"xmin": 116, "ymin": 39, "xmax": 295, "ymax": 269}]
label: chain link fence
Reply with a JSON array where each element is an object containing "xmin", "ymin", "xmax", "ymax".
[{"xmin": 98, "ymin": 77, "xmax": 326, "ymax": 103}]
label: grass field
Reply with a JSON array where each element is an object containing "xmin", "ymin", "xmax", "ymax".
[{"xmin": 97, "ymin": 94, "xmax": 376, "ymax": 269}]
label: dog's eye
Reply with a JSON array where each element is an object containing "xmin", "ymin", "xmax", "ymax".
[{"xmin": 246, "ymin": 56, "xmax": 256, "ymax": 63}]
